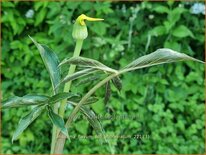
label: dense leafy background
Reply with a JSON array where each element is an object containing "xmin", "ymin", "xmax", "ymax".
[{"xmin": 1, "ymin": 1, "xmax": 205, "ymax": 154}]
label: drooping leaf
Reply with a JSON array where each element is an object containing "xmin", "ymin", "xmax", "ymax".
[
  {"xmin": 59, "ymin": 68, "xmax": 97, "ymax": 87},
  {"xmin": 12, "ymin": 105, "xmax": 46, "ymax": 142},
  {"xmin": 111, "ymin": 76, "xmax": 122, "ymax": 91},
  {"xmin": 48, "ymin": 92, "xmax": 79, "ymax": 105},
  {"xmin": 2, "ymin": 95, "xmax": 49, "ymax": 109},
  {"xmin": 68, "ymin": 96, "xmax": 98, "ymax": 106},
  {"xmin": 59, "ymin": 56, "xmax": 117, "ymax": 73},
  {"xmin": 77, "ymin": 104, "xmax": 113, "ymax": 153},
  {"xmin": 83, "ymin": 96, "xmax": 99, "ymax": 105},
  {"xmin": 47, "ymin": 106, "xmax": 69, "ymax": 138},
  {"xmin": 172, "ymin": 25, "xmax": 194, "ymax": 38},
  {"xmin": 121, "ymin": 48, "xmax": 204, "ymax": 73},
  {"xmin": 29, "ymin": 36, "xmax": 61, "ymax": 93},
  {"xmin": 79, "ymin": 105, "xmax": 105, "ymax": 136},
  {"xmin": 76, "ymin": 74, "xmax": 102, "ymax": 86},
  {"xmin": 104, "ymin": 81, "xmax": 111, "ymax": 104},
  {"xmin": 69, "ymin": 102, "xmax": 106, "ymax": 140}
]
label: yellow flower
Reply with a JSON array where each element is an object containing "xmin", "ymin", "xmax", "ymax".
[
  {"xmin": 72, "ymin": 14, "xmax": 104, "ymax": 40},
  {"xmin": 76, "ymin": 14, "xmax": 104, "ymax": 26}
]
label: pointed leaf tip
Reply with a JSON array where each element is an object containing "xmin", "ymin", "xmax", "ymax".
[
  {"xmin": 59, "ymin": 56, "xmax": 117, "ymax": 73},
  {"xmin": 47, "ymin": 106, "xmax": 69, "ymax": 139},
  {"xmin": 29, "ymin": 36, "xmax": 61, "ymax": 93},
  {"xmin": 12, "ymin": 105, "xmax": 46, "ymax": 142},
  {"xmin": 2, "ymin": 95, "xmax": 49, "ymax": 109},
  {"xmin": 122, "ymin": 48, "xmax": 205, "ymax": 73}
]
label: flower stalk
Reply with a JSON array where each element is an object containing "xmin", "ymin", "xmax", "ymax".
[{"xmin": 51, "ymin": 14, "xmax": 104, "ymax": 154}]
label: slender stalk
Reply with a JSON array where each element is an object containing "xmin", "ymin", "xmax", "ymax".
[
  {"xmin": 53, "ymin": 73, "xmax": 119, "ymax": 154},
  {"xmin": 50, "ymin": 105, "xmax": 58, "ymax": 154},
  {"xmin": 50, "ymin": 89, "xmax": 61, "ymax": 153},
  {"xmin": 52, "ymin": 14, "xmax": 104, "ymax": 153},
  {"xmin": 51, "ymin": 39, "xmax": 83, "ymax": 154},
  {"xmin": 59, "ymin": 39, "xmax": 83, "ymax": 117}
]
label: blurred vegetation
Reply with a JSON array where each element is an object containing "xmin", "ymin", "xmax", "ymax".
[{"xmin": 1, "ymin": 1, "xmax": 205, "ymax": 154}]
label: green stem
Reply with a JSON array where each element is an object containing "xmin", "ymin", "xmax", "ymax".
[
  {"xmin": 50, "ymin": 105, "xmax": 58, "ymax": 154},
  {"xmin": 50, "ymin": 90, "xmax": 61, "ymax": 153},
  {"xmin": 59, "ymin": 39, "xmax": 83, "ymax": 117},
  {"xmin": 53, "ymin": 73, "xmax": 119, "ymax": 154},
  {"xmin": 51, "ymin": 39, "xmax": 83, "ymax": 154}
]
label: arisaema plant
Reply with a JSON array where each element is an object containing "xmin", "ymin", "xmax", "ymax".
[{"xmin": 1, "ymin": 14, "xmax": 204, "ymax": 154}]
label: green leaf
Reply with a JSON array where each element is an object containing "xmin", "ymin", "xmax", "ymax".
[
  {"xmin": 22, "ymin": 95, "xmax": 49, "ymax": 104},
  {"xmin": 34, "ymin": 8, "xmax": 47, "ymax": 26},
  {"xmin": 164, "ymin": 41, "xmax": 181, "ymax": 51},
  {"xmin": 76, "ymin": 74, "xmax": 102, "ymax": 86},
  {"xmin": 29, "ymin": 36, "xmax": 61, "ymax": 93},
  {"xmin": 78, "ymin": 105, "xmax": 114, "ymax": 153},
  {"xmin": 121, "ymin": 48, "xmax": 204, "ymax": 73},
  {"xmin": 149, "ymin": 26, "xmax": 166, "ymax": 36},
  {"xmin": 79, "ymin": 105, "xmax": 105, "ymax": 135},
  {"xmin": 1, "ymin": 96, "xmax": 21, "ymax": 109},
  {"xmin": 153, "ymin": 5, "xmax": 169, "ymax": 14},
  {"xmin": 59, "ymin": 68, "xmax": 97, "ymax": 87},
  {"xmin": 47, "ymin": 106, "xmax": 69, "ymax": 138},
  {"xmin": 70, "ymin": 102, "xmax": 107, "ymax": 141},
  {"xmin": 69, "ymin": 96, "xmax": 99, "ymax": 105},
  {"xmin": 2, "ymin": 2, "xmax": 15, "ymax": 8},
  {"xmin": 104, "ymin": 81, "xmax": 111, "ymax": 104},
  {"xmin": 172, "ymin": 25, "xmax": 194, "ymax": 38},
  {"xmin": 111, "ymin": 76, "xmax": 122, "ymax": 91},
  {"xmin": 83, "ymin": 96, "xmax": 99, "ymax": 105},
  {"xmin": 59, "ymin": 56, "xmax": 117, "ymax": 73},
  {"xmin": 167, "ymin": 7, "xmax": 186, "ymax": 29},
  {"xmin": 91, "ymin": 22, "xmax": 109, "ymax": 36},
  {"xmin": 2, "ymin": 95, "xmax": 49, "ymax": 109},
  {"xmin": 12, "ymin": 105, "xmax": 46, "ymax": 142},
  {"xmin": 48, "ymin": 92, "xmax": 79, "ymax": 105}
]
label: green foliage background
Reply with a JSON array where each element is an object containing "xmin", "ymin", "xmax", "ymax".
[{"xmin": 1, "ymin": 1, "xmax": 205, "ymax": 154}]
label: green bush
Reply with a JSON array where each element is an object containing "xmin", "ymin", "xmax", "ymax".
[{"xmin": 2, "ymin": 1, "xmax": 205, "ymax": 154}]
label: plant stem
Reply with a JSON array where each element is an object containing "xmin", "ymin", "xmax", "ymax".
[
  {"xmin": 50, "ymin": 90, "xmax": 61, "ymax": 152},
  {"xmin": 59, "ymin": 39, "xmax": 83, "ymax": 117},
  {"xmin": 53, "ymin": 73, "xmax": 119, "ymax": 154},
  {"xmin": 51, "ymin": 39, "xmax": 83, "ymax": 154},
  {"xmin": 50, "ymin": 105, "xmax": 58, "ymax": 154}
]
